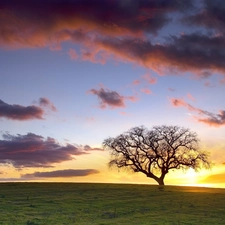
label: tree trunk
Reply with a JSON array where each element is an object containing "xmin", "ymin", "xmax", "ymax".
[
  {"xmin": 147, "ymin": 173, "xmax": 165, "ymax": 185},
  {"xmin": 155, "ymin": 177, "xmax": 165, "ymax": 186}
]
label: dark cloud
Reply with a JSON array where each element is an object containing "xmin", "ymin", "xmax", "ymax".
[
  {"xmin": 0, "ymin": 0, "xmax": 192, "ymax": 47},
  {"xmin": 21, "ymin": 169, "xmax": 99, "ymax": 178},
  {"xmin": 171, "ymin": 98, "xmax": 225, "ymax": 127},
  {"xmin": 88, "ymin": 87, "xmax": 138, "ymax": 109},
  {"xmin": 0, "ymin": 133, "xmax": 103, "ymax": 168},
  {"xmin": 183, "ymin": 0, "xmax": 225, "ymax": 31},
  {"xmin": 1, "ymin": 0, "xmax": 225, "ymax": 77},
  {"xmin": 97, "ymin": 33, "xmax": 225, "ymax": 74},
  {"xmin": 0, "ymin": 99, "xmax": 44, "ymax": 120}
]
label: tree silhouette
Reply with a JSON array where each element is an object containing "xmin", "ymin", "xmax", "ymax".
[{"xmin": 103, "ymin": 125, "xmax": 210, "ymax": 185}]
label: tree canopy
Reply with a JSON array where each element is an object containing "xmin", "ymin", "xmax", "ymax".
[{"xmin": 103, "ymin": 125, "xmax": 211, "ymax": 185}]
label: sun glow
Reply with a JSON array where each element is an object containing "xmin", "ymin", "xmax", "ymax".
[{"xmin": 183, "ymin": 168, "xmax": 198, "ymax": 186}]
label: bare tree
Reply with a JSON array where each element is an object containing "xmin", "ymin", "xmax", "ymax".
[{"xmin": 103, "ymin": 125, "xmax": 210, "ymax": 185}]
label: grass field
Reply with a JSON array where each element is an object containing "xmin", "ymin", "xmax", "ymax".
[{"xmin": 0, "ymin": 183, "xmax": 225, "ymax": 225}]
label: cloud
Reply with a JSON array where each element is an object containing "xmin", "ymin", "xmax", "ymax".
[
  {"xmin": 142, "ymin": 73, "xmax": 157, "ymax": 84},
  {"xmin": 183, "ymin": 0, "xmax": 225, "ymax": 31},
  {"xmin": 68, "ymin": 48, "xmax": 79, "ymax": 60},
  {"xmin": 120, "ymin": 111, "xmax": 128, "ymax": 116},
  {"xmin": 83, "ymin": 145, "xmax": 103, "ymax": 151},
  {"xmin": 141, "ymin": 88, "xmax": 152, "ymax": 95},
  {"xmin": 171, "ymin": 98, "xmax": 198, "ymax": 112},
  {"xmin": 171, "ymin": 98, "xmax": 225, "ymax": 127},
  {"xmin": 0, "ymin": 98, "xmax": 57, "ymax": 121},
  {"xmin": 0, "ymin": 0, "xmax": 191, "ymax": 48},
  {"xmin": 2, "ymin": 1, "xmax": 225, "ymax": 77},
  {"xmin": 220, "ymin": 77, "xmax": 225, "ymax": 85},
  {"xmin": 197, "ymin": 110, "xmax": 225, "ymax": 127},
  {"xmin": 0, "ymin": 99, "xmax": 44, "ymax": 120},
  {"xmin": 168, "ymin": 88, "xmax": 176, "ymax": 92},
  {"xmin": 187, "ymin": 93, "xmax": 195, "ymax": 101},
  {"xmin": 96, "ymin": 33, "xmax": 225, "ymax": 75},
  {"xmin": 88, "ymin": 87, "xmax": 138, "ymax": 109},
  {"xmin": 38, "ymin": 97, "xmax": 57, "ymax": 111},
  {"xmin": 132, "ymin": 80, "xmax": 141, "ymax": 85},
  {"xmin": 0, "ymin": 133, "xmax": 103, "ymax": 168},
  {"xmin": 21, "ymin": 169, "xmax": 99, "ymax": 178}
]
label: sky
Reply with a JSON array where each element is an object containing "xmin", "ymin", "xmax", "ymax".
[{"xmin": 0, "ymin": 0, "xmax": 225, "ymax": 187}]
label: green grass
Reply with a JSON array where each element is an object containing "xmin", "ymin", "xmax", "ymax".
[{"xmin": 0, "ymin": 183, "xmax": 225, "ymax": 224}]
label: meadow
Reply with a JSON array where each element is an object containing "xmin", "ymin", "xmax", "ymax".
[{"xmin": 0, "ymin": 182, "xmax": 225, "ymax": 225}]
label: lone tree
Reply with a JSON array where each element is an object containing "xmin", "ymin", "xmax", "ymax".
[{"xmin": 103, "ymin": 125, "xmax": 210, "ymax": 185}]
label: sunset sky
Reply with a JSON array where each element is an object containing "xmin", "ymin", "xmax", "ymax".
[{"xmin": 0, "ymin": 0, "xmax": 225, "ymax": 187}]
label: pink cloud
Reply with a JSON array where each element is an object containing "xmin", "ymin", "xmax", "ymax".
[
  {"xmin": 141, "ymin": 88, "xmax": 152, "ymax": 95},
  {"xmin": 171, "ymin": 98, "xmax": 198, "ymax": 112},
  {"xmin": 68, "ymin": 48, "xmax": 79, "ymax": 60},
  {"xmin": 142, "ymin": 73, "xmax": 157, "ymax": 84},
  {"xmin": 204, "ymin": 81, "xmax": 215, "ymax": 88},
  {"xmin": 220, "ymin": 77, "xmax": 225, "ymax": 85},
  {"xmin": 120, "ymin": 111, "xmax": 128, "ymax": 116},
  {"xmin": 187, "ymin": 93, "xmax": 195, "ymax": 101},
  {"xmin": 132, "ymin": 80, "xmax": 141, "ymax": 85}
]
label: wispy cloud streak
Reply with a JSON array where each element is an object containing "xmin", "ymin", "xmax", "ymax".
[
  {"xmin": 171, "ymin": 98, "xmax": 225, "ymax": 127},
  {"xmin": 21, "ymin": 169, "xmax": 99, "ymax": 178}
]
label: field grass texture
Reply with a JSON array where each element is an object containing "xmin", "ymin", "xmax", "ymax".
[{"xmin": 0, "ymin": 182, "xmax": 225, "ymax": 225}]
